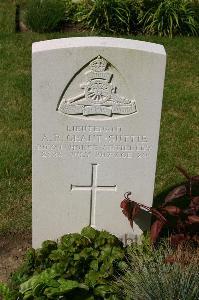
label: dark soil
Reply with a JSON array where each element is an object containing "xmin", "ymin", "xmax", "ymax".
[{"xmin": 0, "ymin": 232, "xmax": 31, "ymax": 283}]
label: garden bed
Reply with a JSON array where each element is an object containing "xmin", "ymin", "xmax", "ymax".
[{"xmin": 0, "ymin": 232, "xmax": 31, "ymax": 283}]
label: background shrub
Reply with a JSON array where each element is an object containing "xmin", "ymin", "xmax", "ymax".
[
  {"xmin": 141, "ymin": 0, "xmax": 161, "ymax": 11},
  {"xmin": 76, "ymin": 0, "xmax": 142, "ymax": 34},
  {"xmin": 64, "ymin": 0, "xmax": 79, "ymax": 24},
  {"xmin": 140, "ymin": 0, "xmax": 199, "ymax": 37},
  {"xmin": 26, "ymin": 0, "xmax": 66, "ymax": 32},
  {"xmin": 190, "ymin": 0, "xmax": 199, "ymax": 23},
  {"xmin": 25, "ymin": 0, "xmax": 198, "ymax": 35}
]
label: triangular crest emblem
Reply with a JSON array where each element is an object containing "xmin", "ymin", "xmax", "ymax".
[{"xmin": 58, "ymin": 56, "xmax": 137, "ymax": 118}]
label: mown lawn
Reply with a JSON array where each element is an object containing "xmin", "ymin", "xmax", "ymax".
[{"xmin": 0, "ymin": 0, "xmax": 198, "ymax": 236}]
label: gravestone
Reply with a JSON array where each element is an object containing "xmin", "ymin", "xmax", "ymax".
[{"xmin": 32, "ymin": 37, "xmax": 166, "ymax": 248}]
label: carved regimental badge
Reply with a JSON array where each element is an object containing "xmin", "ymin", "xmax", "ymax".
[{"xmin": 58, "ymin": 56, "xmax": 137, "ymax": 117}]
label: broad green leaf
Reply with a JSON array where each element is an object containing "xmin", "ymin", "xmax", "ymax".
[
  {"xmin": 49, "ymin": 249, "xmax": 66, "ymax": 261},
  {"xmin": 90, "ymin": 260, "xmax": 99, "ymax": 271},
  {"xmin": 81, "ymin": 226, "xmax": 99, "ymax": 241},
  {"xmin": 33, "ymin": 283, "xmax": 46, "ymax": 296},
  {"xmin": 85, "ymin": 270, "xmax": 107, "ymax": 287},
  {"xmin": 94, "ymin": 284, "xmax": 113, "ymax": 297},
  {"xmin": 20, "ymin": 268, "xmax": 60, "ymax": 294},
  {"xmin": 44, "ymin": 279, "xmax": 88, "ymax": 297}
]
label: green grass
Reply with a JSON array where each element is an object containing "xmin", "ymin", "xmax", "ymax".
[{"xmin": 0, "ymin": 0, "xmax": 198, "ymax": 236}]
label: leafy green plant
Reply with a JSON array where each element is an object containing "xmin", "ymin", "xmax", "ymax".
[
  {"xmin": 115, "ymin": 241, "xmax": 199, "ymax": 300},
  {"xmin": 139, "ymin": 0, "xmax": 199, "ymax": 37},
  {"xmin": 0, "ymin": 282, "xmax": 15, "ymax": 300},
  {"xmin": 76, "ymin": 0, "xmax": 141, "ymax": 34},
  {"xmin": 190, "ymin": 0, "xmax": 199, "ymax": 23},
  {"xmin": 64, "ymin": 0, "xmax": 79, "ymax": 24},
  {"xmin": 4, "ymin": 227, "xmax": 126, "ymax": 299},
  {"xmin": 26, "ymin": 0, "xmax": 66, "ymax": 32},
  {"xmin": 141, "ymin": 0, "xmax": 161, "ymax": 11}
]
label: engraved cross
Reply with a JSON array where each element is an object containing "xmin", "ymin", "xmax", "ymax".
[{"xmin": 70, "ymin": 163, "xmax": 117, "ymax": 227}]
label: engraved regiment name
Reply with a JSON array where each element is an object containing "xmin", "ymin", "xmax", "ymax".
[
  {"xmin": 58, "ymin": 56, "xmax": 137, "ymax": 117},
  {"xmin": 36, "ymin": 125, "xmax": 152, "ymax": 160}
]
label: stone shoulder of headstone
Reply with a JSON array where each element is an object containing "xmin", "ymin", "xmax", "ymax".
[
  {"xmin": 32, "ymin": 37, "xmax": 165, "ymax": 54},
  {"xmin": 32, "ymin": 37, "xmax": 166, "ymax": 248}
]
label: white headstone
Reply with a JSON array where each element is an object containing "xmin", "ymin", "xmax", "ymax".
[{"xmin": 32, "ymin": 37, "xmax": 166, "ymax": 248}]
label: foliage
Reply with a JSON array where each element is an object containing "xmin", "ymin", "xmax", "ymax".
[
  {"xmin": 4, "ymin": 227, "xmax": 126, "ymax": 299},
  {"xmin": 63, "ymin": 0, "xmax": 79, "ymax": 24},
  {"xmin": 190, "ymin": 0, "xmax": 199, "ymax": 25},
  {"xmin": 26, "ymin": 0, "xmax": 66, "ymax": 32},
  {"xmin": 141, "ymin": 0, "xmax": 161, "ymax": 11},
  {"xmin": 1, "ymin": 230, "xmax": 199, "ymax": 300},
  {"xmin": 76, "ymin": 0, "xmax": 142, "ymax": 34},
  {"xmin": 139, "ymin": 0, "xmax": 199, "ymax": 37},
  {"xmin": 23, "ymin": 0, "xmax": 199, "ymax": 36},
  {"xmin": 115, "ymin": 241, "xmax": 199, "ymax": 300},
  {"xmin": 0, "ymin": 0, "xmax": 198, "ymax": 249},
  {"xmin": 121, "ymin": 167, "xmax": 199, "ymax": 246},
  {"xmin": 0, "ymin": 282, "xmax": 15, "ymax": 300}
]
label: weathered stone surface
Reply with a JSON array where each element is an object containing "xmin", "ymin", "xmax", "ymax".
[{"xmin": 32, "ymin": 37, "xmax": 166, "ymax": 247}]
